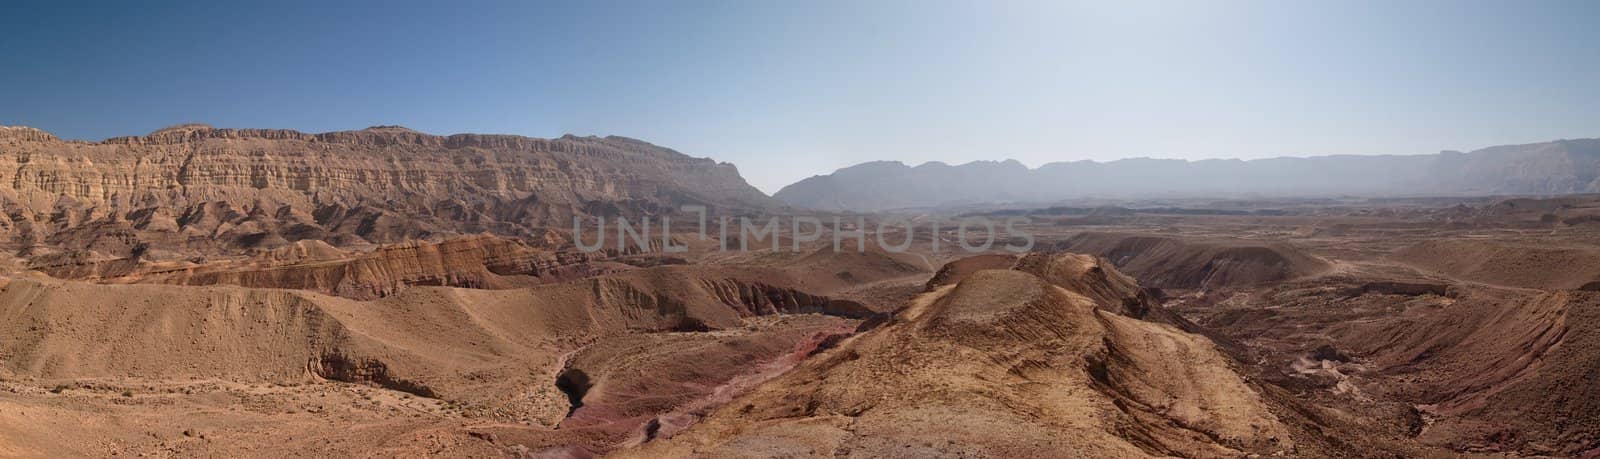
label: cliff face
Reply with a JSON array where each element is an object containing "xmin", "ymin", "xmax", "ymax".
[
  {"xmin": 0, "ymin": 124, "xmax": 775, "ymax": 256},
  {"xmin": 774, "ymin": 138, "xmax": 1600, "ymax": 211}
]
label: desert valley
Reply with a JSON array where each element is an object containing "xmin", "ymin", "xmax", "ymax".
[{"xmin": 1, "ymin": 124, "xmax": 1600, "ymax": 457}]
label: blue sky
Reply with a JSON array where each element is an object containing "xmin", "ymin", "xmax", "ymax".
[{"xmin": 3, "ymin": 1, "xmax": 1598, "ymax": 192}]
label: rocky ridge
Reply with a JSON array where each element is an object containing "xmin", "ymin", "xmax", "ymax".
[{"xmin": 0, "ymin": 124, "xmax": 776, "ymax": 261}]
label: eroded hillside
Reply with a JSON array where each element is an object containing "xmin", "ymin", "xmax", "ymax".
[{"xmin": 0, "ymin": 124, "xmax": 774, "ymax": 258}]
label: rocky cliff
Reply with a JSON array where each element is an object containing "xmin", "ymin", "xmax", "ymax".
[{"xmin": 0, "ymin": 124, "xmax": 776, "ymax": 257}]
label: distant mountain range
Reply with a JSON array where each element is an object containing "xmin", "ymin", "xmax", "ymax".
[{"xmin": 773, "ymin": 138, "xmax": 1600, "ymax": 211}]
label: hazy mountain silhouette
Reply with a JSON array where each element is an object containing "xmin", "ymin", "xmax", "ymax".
[{"xmin": 775, "ymin": 138, "xmax": 1600, "ymax": 211}]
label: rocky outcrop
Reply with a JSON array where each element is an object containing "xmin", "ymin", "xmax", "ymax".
[
  {"xmin": 0, "ymin": 126, "xmax": 58, "ymax": 143},
  {"xmin": 0, "ymin": 124, "xmax": 776, "ymax": 259}
]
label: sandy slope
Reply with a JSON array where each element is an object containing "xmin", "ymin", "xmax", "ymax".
[{"xmin": 0, "ymin": 255, "xmax": 892, "ymax": 457}]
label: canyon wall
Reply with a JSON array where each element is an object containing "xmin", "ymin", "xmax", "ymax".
[{"xmin": 0, "ymin": 124, "xmax": 776, "ymax": 257}]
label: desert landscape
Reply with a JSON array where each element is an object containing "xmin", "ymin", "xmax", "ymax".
[
  {"xmin": 3, "ymin": 123, "xmax": 1600, "ymax": 457},
  {"xmin": 7, "ymin": 2, "xmax": 1600, "ymax": 456}
]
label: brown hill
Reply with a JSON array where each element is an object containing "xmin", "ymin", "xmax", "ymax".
[
  {"xmin": 923, "ymin": 252, "xmax": 1157, "ymax": 317},
  {"xmin": 615, "ymin": 253, "xmax": 1397, "ymax": 457},
  {"xmin": 1392, "ymin": 239, "xmax": 1600, "ymax": 290},
  {"xmin": 1056, "ymin": 232, "xmax": 1333, "ymax": 290}
]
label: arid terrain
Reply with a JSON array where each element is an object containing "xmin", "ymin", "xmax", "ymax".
[{"xmin": 6, "ymin": 125, "xmax": 1600, "ymax": 457}]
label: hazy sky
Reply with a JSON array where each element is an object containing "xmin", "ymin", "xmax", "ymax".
[{"xmin": 3, "ymin": 1, "xmax": 1599, "ymax": 193}]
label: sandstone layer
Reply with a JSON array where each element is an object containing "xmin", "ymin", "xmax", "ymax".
[{"xmin": 0, "ymin": 124, "xmax": 776, "ymax": 260}]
